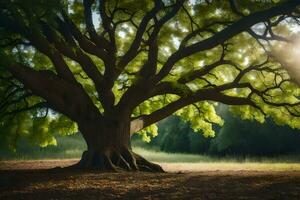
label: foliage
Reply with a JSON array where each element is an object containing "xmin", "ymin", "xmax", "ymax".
[
  {"xmin": 211, "ymin": 114, "xmax": 300, "ymax": 156},
  {"xmin": 0, "ymin": 0, "xmax": 300, "ymax": 150},
  {"xmin": 134, "ymin": 108, "xmax": 300, "ymax": 156},
  {"xmin": 0, "ymin": 133, "xmax": 86, "ymax": 160},
  {"xmin": 0, "ymin": 113, "xmax": 78, "ymax": 151}
]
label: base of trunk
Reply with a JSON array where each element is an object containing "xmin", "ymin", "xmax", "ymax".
[{"xmin": 69, "ymin": 148, "xmax": 164, "ymax": 172}]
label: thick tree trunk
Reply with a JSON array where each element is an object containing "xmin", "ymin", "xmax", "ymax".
[{"xmin": 71, "ymin": 114, "xmax": 164, "ymax": 172}]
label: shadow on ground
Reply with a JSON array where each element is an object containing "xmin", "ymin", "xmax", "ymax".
[{"xmin": 1, "ymin": 160, "xmax": 300, "ymax": 199}]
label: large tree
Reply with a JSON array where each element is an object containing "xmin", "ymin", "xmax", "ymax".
[{"xmin": 1, "ymin": 0, "xmax": 300, "ymax": 171}]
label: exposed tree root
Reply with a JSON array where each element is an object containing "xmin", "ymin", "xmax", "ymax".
[{"xmin": 68, "ymin": 149, "xmax": 165, "ymax": 173}]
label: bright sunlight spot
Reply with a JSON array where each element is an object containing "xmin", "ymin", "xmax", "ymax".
[{"xmin": 272, "ymin": 37, "xmax": 300, "ymax": 85}]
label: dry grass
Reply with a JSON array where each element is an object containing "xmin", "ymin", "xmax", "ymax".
[
  {"xmin": 2, "ymin": 159, "xmax": 300, "ymax": 172},
  {"xmin": 163, "ymin": 162, "xmax": 300, "ymax": 172}
]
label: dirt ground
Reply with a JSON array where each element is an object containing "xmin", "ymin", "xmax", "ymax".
[{"xmin": 1, "ymin": 160, "xmax": 300, "ymax": 200}]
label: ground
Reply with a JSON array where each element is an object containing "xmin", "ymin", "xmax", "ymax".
[{"xmin": 1, "ymin": 160, "xmax": 300, "ymax": 199}]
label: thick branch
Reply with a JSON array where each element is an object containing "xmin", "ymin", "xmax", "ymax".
[
  {"xmin": 139, "ymin": 0, "xmax": 184, "ymax": 78},
  {"xmin": 0, "ymin": 9, "xmax": 77, "ymax": 84},
  {"xmin": 83, "ymin": 0, "xmax": 111, "ymax": 51},
  {"xmin": 4, "ymin": 60, "xmax": 102, "ymax": 122},
  {"xmin": 154, "ymin": 0, "xmax": 300, "ymax": 84},
  {"xmin": 118, "ymin": 0, "xmax": 165, "ymax": 69},
  {"xmin": 130, "ymin": 89, "xmax": 255, "ymax": 133},
  {"xmin": 60, "ymin": 12, "xmax": 110, "ymax": 63},
  {"xmin": 41, "ymin": 21, "xmax": 104, "ymax": 88}
]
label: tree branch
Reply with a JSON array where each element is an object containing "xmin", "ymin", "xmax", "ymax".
[
  {"xmin": 130, "ymin": 89, "xmax": 256, "ymax": 134},
  {"xmin": 3, "ymin": 59, "xmax": 102, "ymax": 122},
  {"xmin": 117, "ymin": 0, "xmax": 165, "ymax": 69},
  {"xmin": 153, "ymin": 0, "xmax": 300, "ymax": 84},
  {"xmin": 83, "ymin": 0, "xmax": 112, "ymax": 51}
]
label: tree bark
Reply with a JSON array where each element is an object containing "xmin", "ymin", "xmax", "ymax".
[
  {"xmin": 72, "ymin": 114, "xmax": 164, "ymax": 172},
  {"xmin": 5, "ymin": 61, "xmax": 163, "ymax": 173}
]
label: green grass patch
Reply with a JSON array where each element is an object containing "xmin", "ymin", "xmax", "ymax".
[
  {"xmin": 133, "ymin": 147, "xmax": 300, "ymax": 163},
  {"xmin": 2, "ymin": 135, "xmax": 300, "ymax": 164}
]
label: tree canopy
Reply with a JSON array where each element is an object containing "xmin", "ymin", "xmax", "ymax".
[{"xmin": 1, "ymin": 0, "xmax": 300, "ymax": 152}]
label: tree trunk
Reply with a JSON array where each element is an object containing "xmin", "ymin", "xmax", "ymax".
[{"xmin": 72, "ymin": 114, "xmax": 164, "ymax": 172}]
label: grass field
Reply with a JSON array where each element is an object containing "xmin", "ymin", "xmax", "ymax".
[
  {"xmin": 2, "ymin": 145, "xmax": 300, "ymax": 172},
  {"xmin": 134, "ymin": 147, "xmax": 300, "ymax": 163},
  {"xmin": 2, "ymin": 142, "xmax": 300, "ymax": 164},
  {"xmin": 2, "ymin": 134, "xmax": 300, "ymax": 164}
]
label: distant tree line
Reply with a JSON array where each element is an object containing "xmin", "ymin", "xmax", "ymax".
[{"xmin": 133, "ymin": 109, "xmax": 300, "ymax": 156}]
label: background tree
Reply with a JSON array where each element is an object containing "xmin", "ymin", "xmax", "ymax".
[
  {"xmin": 137, "ymin": 107, "xmax": 300, "ymax": 156},
  {"xmin": 0, "ymin": 0, "xmax": 300, "ymax": 171}
]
